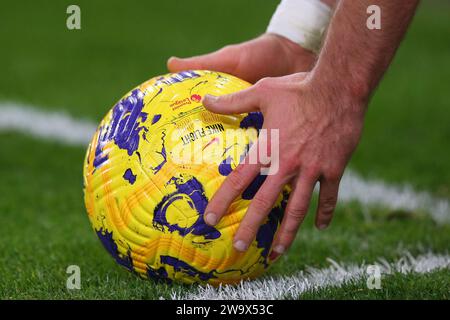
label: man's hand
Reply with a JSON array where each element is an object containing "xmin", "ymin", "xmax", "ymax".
[
  {"xmin": 168, "ymin": 0, "xmax": 418, "ymax": 260},
  {"xmin": 201, "ymin": 73, "xmax": 365, "ymax": 258},
  {"xmin": 167, "ymin": 34, "xmax": 316, "ymax": 83},
  {"xmin": 201, "ymin": 0, "xmax": 418, "ymax": 259}
]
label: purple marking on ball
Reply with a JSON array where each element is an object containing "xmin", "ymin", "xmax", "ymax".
[
  {"xmin": 155, "ymin": 71, "xmax": 200, "ymax": 86},
  {"xmin": 151, "ymin": 114, "xmax": 162, "ymax": 125},
  {"xmin": 160, "ymin": 255, "xmax": 216, "ymax": 281},
  {"xmin": 95, "ymin": 228, "xmax": 134, "ymax": 271},
  {"xmin": 93, "ymin": 127, "xmax": 109, "ymax": 169},
  {"xmin": 242, "ymin": 174, "xmax": 267, "ymax": 200},
  {"xmin": 123, "ymin": 168, "xmax": 137, "ymax": 185},
  {"xmin": 93, "ymin": 88, "xmax": 161, "ymax": 171},
  {"xmin": 150, "ymin": 130, "xmax": 167, "ymax": 174},
  {"xmin": 255, "ymin": 204, "xmax": 284, "ymax": 266},
  {"xmin": 153, "ymin": 177, "xmax": 221, "ymax": 240},
  {"xmin": 218, "ymin": 156, "xmax": 233, "ymax": 176},
  {"xmin": 146, "ymin": 265, "xmax": 170, "ymax": 283},
  {"xmin": 240, "ymin": 112, "xmax": 264, "ymax": 130},
  {"xmin": 108, "ymin": 89, "xmax": 149, "ymax": 156}
]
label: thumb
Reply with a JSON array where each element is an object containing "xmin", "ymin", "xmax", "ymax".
[
  {"xmin": 167, "ymin": 48, "xmax": 237, "ymax": 73},
  {"xmin": 202, "ymin": 86, "xmax": 260, "ymax": 115}
]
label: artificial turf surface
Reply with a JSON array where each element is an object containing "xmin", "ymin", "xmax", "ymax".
[{"xmin": 0, "ymin": 0, "xmax": 449, "ymax": 299}]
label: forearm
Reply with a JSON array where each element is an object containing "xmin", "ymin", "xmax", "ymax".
[{"xmin": 311, "ymin": 0, "xmax": 419, "ymax": 103}]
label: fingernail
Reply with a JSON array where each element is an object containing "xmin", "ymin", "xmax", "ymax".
[
  {"xmin": 269, "ymin": 245, "xmax": 285, "ymax": 261},
  {"xmin": 167, "ymin": 56, "xmax": 180, "ymax": 66},
  {"xmin": 269, "ymin": 251, "xmax": 280, "ymax": 261},
  {"xmin": 202, "ymin": 94, "xmax": 218, "ymax": 104},
  {"xmin": 234, "ymin": 240, "xmax": 248, "ymax": 252},
  {"xmin": 273, "ymin": 245, "xmax": 285, "ymax": 254},
  {"xmin": 318, "ymin": 224, "xmax": 328, "ymax": 230},
  {"xmin": 205, "ymin": 213, "xmax": 218, "ymax": 226}
]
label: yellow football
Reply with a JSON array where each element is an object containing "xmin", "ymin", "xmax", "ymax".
[{"xmin": 83, "ymin": 70, "xmax": 288, "ymax": 285}]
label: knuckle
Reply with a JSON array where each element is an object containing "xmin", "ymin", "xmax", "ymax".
[
  {"xmin": 226, "ymin": 171, "xmax": 247, "ymax": 193},
  {"xmin": 233, "ymin": 163, "xmax": 248, "ymax": 175},
  {"xmin": 251, "ymin": 195, "xmax": 273, "ymax": 211},
  {"xmin": 319, "ymin": 197, "xmax": 337, "ymax": 216},
  {"xmin": 282, "ymin": 220, "xmax": 300, "ymax": 236},
  {"xmin": 286, "ymin": 206, "xmax": 308, "ymax": 221},
  {"xmin": 274, "ymin": 160, "xmax": 294, "ymax": 176},
  {"xmin": 303, "ymin": 165, "xmax": 320, "ymax": 181},
  {"xmin": 238, "ymin": 223, "xmax": 256, "ymax": 238},
  {"xmin": 221, "ymin": 44, "xmax": 237, "ymax": 53},
  {"xmin": 255, "ymin": 77, "xmax": 273, "ymax": 90},
  {"xmin": 324, "ymin": 168, "xmax": 342, "ymax": 182},
  {"xmin": 224, "ymin": 93, "xmax": 237, "ymax": 105}
]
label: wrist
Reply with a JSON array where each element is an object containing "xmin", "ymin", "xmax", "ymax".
[
  {"xmin": 264, "ymin": 33, "xmax": 317, "ymax": 73},
  {"xmin": 304, "ymin": 71, "xmax": 369, "ymax": 119},
  {"xmin": 309, "ymin": 64, "xmax": 371, "ymax": 105}
]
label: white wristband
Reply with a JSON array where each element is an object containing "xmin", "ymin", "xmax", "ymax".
[{"xmin": 267, "ymin": 0, "xmax": 332, "ymax": 53}]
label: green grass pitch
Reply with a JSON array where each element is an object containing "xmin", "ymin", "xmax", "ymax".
[{"xmin": 0, "ymin": 0, "xmax": 449, "ymax": 299}]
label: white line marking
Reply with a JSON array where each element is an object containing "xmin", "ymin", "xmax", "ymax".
[
  {"xmin": 339, "ymin": 171, "xmax": 449, "ymax": 224},
  {"xmin": 0, "ymin": 102, "xmax": 97, "ymax": 146},
  {"xmin": 0, "ymin": 102, "xmax": 448, "ymax": 224},
  {"xmin": 170, "ymin": 252, "xmax": 450, "ymax": 300}
]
